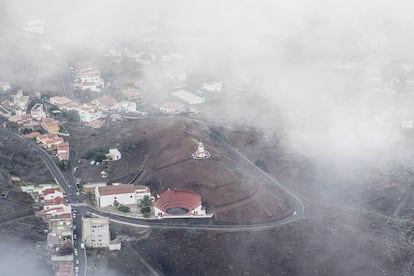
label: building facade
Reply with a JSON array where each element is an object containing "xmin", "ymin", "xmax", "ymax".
[
  {"xmin": 95, "ymin": 184, "xmax": 151, "ymax": 207},
  {"xmin": 82, "ymin": 217, "xmax": 110, "ymax": 248}
]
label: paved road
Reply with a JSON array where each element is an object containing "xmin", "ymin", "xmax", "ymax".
[{"xmin": 10, "ymin": 126, "xmax": 304, "ymax": 231}]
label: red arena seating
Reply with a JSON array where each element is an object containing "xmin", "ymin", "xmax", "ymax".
[{"xmin": 154, "ymin": 189, "xmax": 202, "ymax": 216}]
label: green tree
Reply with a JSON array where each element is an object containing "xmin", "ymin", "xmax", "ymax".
[
  {"xmin": 94, "ymin": 153, "xmax": 107, "ymax": 162},
  {"xmin": 113, "ymin": 199, "xmax": 119, "ymax": 209},
  {"xmin": 117, "ymin": 205, "xmax": 130, "ymax": 212},
  {"xmin": 62, "ymin": 110, "xmax": 80, "ymax": 122},
  {"xmin": 140, "ymin": 206, "xmax": 151, "ymax": 217},
  {"xmin": 139, "ymin": 195, "xmax": 153, "ymax": 207}
]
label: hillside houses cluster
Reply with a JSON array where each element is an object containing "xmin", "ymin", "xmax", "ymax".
[
  {"xmin": 21, "ymin": 183, "xmax": 76, "ymax": 275},
  {"xmin": 25, "ymin": 132, "xmax": 70, "ymax": 161},
  {"xmin": 73, "ymin": 64, "xmax": 105, "ymax": 93},
  {"xmin": 50, "ymin": 96, "xmax": 103, "ymax": 124},
  {"xmin": 0, "ymin": 90, "xmax": 30, "ymax": 117}
]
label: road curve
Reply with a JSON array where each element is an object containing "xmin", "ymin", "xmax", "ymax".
[{"xmin": 9, "ymin": 126, "xmax": 304, "ymax": 231}]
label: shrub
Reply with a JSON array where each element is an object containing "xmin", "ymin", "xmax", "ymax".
[{"xmin": 117, "ymin": 205, "xmax": 130, "ymax": 212}]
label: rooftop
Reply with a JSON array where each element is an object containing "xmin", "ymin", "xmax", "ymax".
[
  {"xmin": 95, "ymin": 95, "xmax": 117, "ymax": 106},
  {"xmin": 171, "ymin": 89, "xmax": 205, "ymax": 104},
  {"xmin": 161, "ymin": 101, "xmax": 183, "ymax": 110},
  {"xmin": 97, "ymin": 184, "xmax": 147, "ymax": 196},
  {"xmin": 43, "ymin": 188, "xmax": 62, "ymax": 196},
  {"xmin": 50, "ymin": 96, "xmax": 73, "ymax": 106},
  {"xmin": 45, "ymin": 197, "xmax": 65, "ymax": 206}
]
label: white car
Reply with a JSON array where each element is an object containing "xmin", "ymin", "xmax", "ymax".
[
  {"xmin": 75, "ymin": 266, "xmax": 79, "ymax": 271},
  {"xmin": 76, "ymin": 260, "xmax": 79, "ymax": 265}
]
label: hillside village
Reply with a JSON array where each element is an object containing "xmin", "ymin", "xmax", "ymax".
[{"xmin": 3, "ymin": 3, "xmax": 414, "ymax": 276}]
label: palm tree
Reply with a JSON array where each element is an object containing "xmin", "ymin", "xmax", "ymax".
[
  {"xmin": 139, "ymin": 195, "xmax": 152, "ymax": 207},
  {"xmin": 113, "ymin": 199, "xmax": 119, "ymax": 209}
]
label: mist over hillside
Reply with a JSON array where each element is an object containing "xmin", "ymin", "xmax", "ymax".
[{"xmin": 2, "ymin": 1, "xmax": 414, "ymax": 275}]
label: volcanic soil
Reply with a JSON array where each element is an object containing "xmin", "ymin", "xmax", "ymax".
[{"xmin": 67, "ymin": 117, "xmax": 294, "ymax": 223}]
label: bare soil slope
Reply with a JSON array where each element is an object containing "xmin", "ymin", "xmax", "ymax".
[{"xmin": 68, "ymin": 118, "xmax": 293, "ymax": 223}]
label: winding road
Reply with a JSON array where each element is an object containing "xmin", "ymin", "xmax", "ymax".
[{"xmin": 10, "ymin": 125, "xmax": 304, "ymax": 231}]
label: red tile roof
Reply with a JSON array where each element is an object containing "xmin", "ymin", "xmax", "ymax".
[
  {"xmin": 25, "ymin": 131, "xmax": 41, "ymax": 138},
  {"xmin": 161, "ymin": 101, "xmax": 183, "ymax": 110},
  {"xmin": 43, "ymin": 188, "xmax": 62, "ymax": 195},
  {"xmin": 95, "ymin": 95, "xmax": 117, "ymax": 106},
  {"xmin": 154, "ymin": 189, "xmax": 202, "ymax": 214},
  {"xmin": 45, "ymin": 196, "xmax": 65, "ymax": 206},
  {"xmin": 97, "ymin": 184, "xmax": 148, "ymax": 196}
]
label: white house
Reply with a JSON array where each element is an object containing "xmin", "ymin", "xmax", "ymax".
[
  {"xmin": 31, "ymin": 103, "xmax": 46, "ymax": 120},
  {"xmin": 95, "ymin": 184, "xmax": 151, "ymax": 208},
  {"xmin": 21, "ymin": 183, "xmax": 59, "ymax": 193},
  {"xmin": 171, "ymin": 89, "xmax": 205, "ymax": 105},
  {"xmin": 11, "ymin": 90, "xmax": 30, "ymax": 115},
  {"xmin": 202, "ymin": 81, "xmax": 223, "ymax": 92},
  {"xmin": 160, "ymin": 102, "xmax": 184, "ymax": 114},
  {"xmin": 82, "ymin": 217, "xmax": 110, "ymax": 248},
  {"xmin": 76, "ymin": 65, "xmax": 104, "ymax": 92},
  {"xmin": 106, "ymin": 148, "xmax": 121, "ymax": 161},
  {"xmin": 93, "ymin": 96, "xmax": 117, "ymax": 111},
  {"xmin": 116, "ymin": 101, "xmax": 136, "ymax": 113},
  {"xmin": 73, "ymin": 103, "xmax": 103, "ymax": 123}
]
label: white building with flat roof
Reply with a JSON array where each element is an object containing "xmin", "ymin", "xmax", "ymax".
[
  {"xmin": 116, "ymin": 101, "xmax": 136, "ymax": 113},
  {"xmin": 202, "ymin": 81, "xmax": 223, "ymax": 92},
  {"xmin": 171, "ymin": 89, "xmax": 205, "ymax": 105},
  {"xmin": 82, "ymin": 217, "xmax": 110, "ymax": 248},
  {"xmin": 106, "ymin": 148, "xmax": 121, "ymax": 161},
  {"xmin": 31, "ymin": 103, "xmax": 46, "ymax": 120},
  {"xmin": 160, "ymin": 102, "xmax": 184, "ymax": 114}
]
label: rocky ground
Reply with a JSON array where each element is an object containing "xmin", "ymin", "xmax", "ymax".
[
  {"xmin": 102, "ymin": 119, "xmax": 414, "ymax": 276},
  {"xmin": 68, "ymin": 117, "xmax": 294, "ymax": 223},
  {"xmin": 2, "ymin": 115, "xmax": 414, "ymax": 275},
  {"xmin": 0, "ymin": 129, "xmax": 52, "ymax": 276}
]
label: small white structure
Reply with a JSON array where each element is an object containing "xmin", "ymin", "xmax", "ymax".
[
  {"xmin": 30, "ymin": 103, "xmax": 46, "ymax": 120},
  {"xmin": 109, "ymin": 241, "xmax": 121, "ymax": 251},
  {"xmin": 82, "ymin": 217, "xmax": 110, "ymax": 248},
  {"xmin": 202, "ymin": 81, "xmax": 223, "ymax": 92},
  {"xmin": 171, "ymin": 89, "xmax": 205, "ymax": 105},
  {"xmin": 192, "ymin": 142, "xmax": 210, "ymax": 159},
  {"xmin": 160, "ymin": 102, "xmax": 184, "ymax": 114},
  {"xmin": 116, "ymin": 101, "xmax": 136, "ymax": 113},
  {"xmin": 106, "ymin": 148, "xmax": 121, "ymax": 161},
  {"xmin": 74, "ymin": 103, "xmax": 103, "ymax": 123}
]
